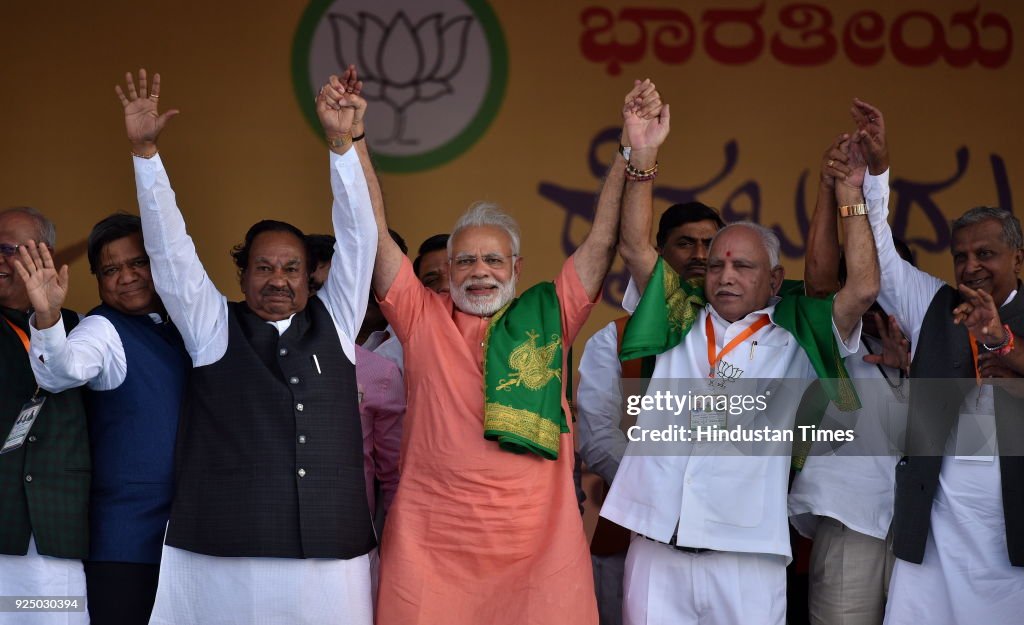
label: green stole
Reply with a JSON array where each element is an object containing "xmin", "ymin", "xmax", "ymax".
[
  {"xmin": 482, "ymin": 282, "xmax": 567, "ymax": 460},
  {"xmin": 620, "ymin": 258, "xmax": 860, "ymax": 414}
]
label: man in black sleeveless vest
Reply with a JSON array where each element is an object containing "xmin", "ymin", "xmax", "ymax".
[
  {"xmin": 115, "ymin": 68, "xmax": 378, "ymax": 624},
  {"xmin": 859, "ymin": 100, "xmax": 1024, "ymax": 623},
  {"xmin": 0, "ymin": 206, "xmax": 89, "ymax": 625}
]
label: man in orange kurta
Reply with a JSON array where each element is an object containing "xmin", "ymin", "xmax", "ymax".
[
  {"xmin": 324, "ymin": 67, "xmax": 666, "ymax": 624},
  {"xmin": 376, "ymin": 254, "xmax": 597, "ymax": 624}
]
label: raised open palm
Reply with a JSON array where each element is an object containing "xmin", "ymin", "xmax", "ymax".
[
  {"xmin": 11, "ymin": 241, "xmax": 69, "ymax": 327},
  {"xmin": 115, "ymin": 69, "xmax": 179, "ymax": 152}
]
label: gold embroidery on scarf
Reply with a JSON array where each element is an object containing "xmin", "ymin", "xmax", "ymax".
[
  {"xmin": 664, "ymin": 263, "xmax": 703, "ymax": 333},
  {"xmin": 832, "ymin": 343, "xmax": 861, "ymax": 412},
  {"xmin": 484, "ymin": 403, "xmax": 561, "ymax": 451},
  {"xmin": 495, "ymin": 330, "xmax": 562, "ymax": 391}
]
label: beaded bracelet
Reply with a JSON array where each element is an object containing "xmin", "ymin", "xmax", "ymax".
[
  {"xmin": 983, "ymin": 323, "xmax": 1015, "ymax": 356},
  {"xmin": 625, "ymin": 161, "xmax": 658, "ymax": 181}
]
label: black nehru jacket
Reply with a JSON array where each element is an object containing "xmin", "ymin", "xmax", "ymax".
[
  {"xmin": 165, "ymin": 298, "xmax": 376, "ymax": 559},
  {"xmin": 893, "ymin": 284, "xmax": 1024, "ymax": 567}
]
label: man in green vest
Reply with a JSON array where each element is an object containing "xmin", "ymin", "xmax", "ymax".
[{"xmin": 0, "ymin": 206, "xmax": 89, "ymax": 624}]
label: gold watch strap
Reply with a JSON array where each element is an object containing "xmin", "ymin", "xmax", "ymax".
[
  {"xmin": 839, "ymin": 203, "xmax": 868, "ymax": 217},
  {"xmin": 327, "ymin": 134, "xmax": 352, "ymax": 149}
]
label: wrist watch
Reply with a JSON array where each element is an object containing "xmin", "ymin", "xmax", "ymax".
[{"xmin": 839, "ymin": 203, "xmax": 869, "ymax": 217}]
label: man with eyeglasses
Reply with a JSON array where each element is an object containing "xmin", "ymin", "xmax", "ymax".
[
  {"xmin": 332, "ymin": 70, "xmax": 664, "ymax": 625},
  {"xmin": 14, "ymin": 213, "xmax": 188, "ymax": 625},
  {"xmin": 0, "ymin": 206, "xmax": 90, "ymax": 625}
]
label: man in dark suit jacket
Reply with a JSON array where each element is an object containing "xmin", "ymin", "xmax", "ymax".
[{"xmin": 0, "ymin": 206, "xmax": 89, "ymax": 625}]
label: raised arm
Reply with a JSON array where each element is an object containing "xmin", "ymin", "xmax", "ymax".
[
  {"xmin": 116, "ymin": 69, "xmax": 227, "ymax": 367},
  {"xmin": 852, "ymin": 98, "xmax": 944, "ymax": 339},
  {"xmin": 831, "ymin": 134, "xmax": 880, "ymax": 342},
  {"xmin": 617, "ymin": 80, "xmax": 670, "ymax": 295},
  {"xmin": 573, "ymin": 81, "xmax": 661, "ymax": 299},
  {"xmin": 803, "ymin": 134, "xmax": 851, "ymax": 298},
  {"xmin": 313, "ymin": 71, "xmax": 378, "ymax": 354},
  {"xmin": 14, "ymin": 241, "xmax": 123, "ymax": 392},
  {"xmin": 323, "ymin": 67, "xmax": 404, "ymax": 299}
]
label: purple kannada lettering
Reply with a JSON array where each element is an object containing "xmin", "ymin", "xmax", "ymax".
[{"xmin": 540, "ymin": 128, "xmax": 1014, "ymax": 306}]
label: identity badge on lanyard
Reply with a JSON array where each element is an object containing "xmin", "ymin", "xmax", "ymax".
[
  {"xmin": 1, "ymin": 394, "xmax": 46, "ymax": 455},
  {"xmin": 1, "ymin": 315, "xmax": 45, "ymax": 455},
  {"xmin": 690, "ymin": 397, "xmax": 729, "ymax": 430}
]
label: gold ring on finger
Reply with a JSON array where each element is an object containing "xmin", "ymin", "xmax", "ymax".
[
  {"xmin": 149, "ymin": 94, "xmax": 159, "ymax": 100},
  {"xmin": 827, "ymin": 160, "xmax": 834, "ymax": 167}
]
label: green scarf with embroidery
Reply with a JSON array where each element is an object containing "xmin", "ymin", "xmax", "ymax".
[
  {"xmin": 620, "ymin": 258, "xmax": 860, "ymax": 412},
  {"xmin": 483, "ymin": 282, "xmax": 567, "ymax": 460}
]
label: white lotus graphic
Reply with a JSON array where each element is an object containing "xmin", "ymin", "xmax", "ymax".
[{"xmin": 329, "ymin": 11, "xmax": 473, "ymax": 145}]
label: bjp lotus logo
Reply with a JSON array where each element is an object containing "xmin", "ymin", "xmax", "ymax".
[
  {"xmin": 293, "ymin": 0, "xmax": 508, "ymax": 172},
  {"xmin": 711, "ymin": 360, "xmax": 743, "ymax": 388},
  {"xmin": 328, "ymin": 12, "xmax": 472, "ymax": 146}
]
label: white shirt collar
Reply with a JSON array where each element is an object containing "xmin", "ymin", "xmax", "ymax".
[
  {"xmin": 707, "ymin": 296, "xmax": 781, "ymax": 329},
  {"xmin": 266, "ymin": 313, "xmax": 297, "ymax": 336}
]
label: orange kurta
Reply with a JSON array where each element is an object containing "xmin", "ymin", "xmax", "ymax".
[{"xmin": 376, "ymin": 256, "xmax": 598, "ymax": 625}]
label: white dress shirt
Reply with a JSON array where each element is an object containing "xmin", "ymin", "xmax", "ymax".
[
  {"xmin": 362, "ymin": 325, "xmax": 404, "ymax": 372},
  {"xmin": 601, "ymin": 299, "xmax": 861, "ymax": 561},
  {"xmin": 788, "ymin": 336, "xmax": 905, "ymax": 540},
  {"xmin": 137, "ymin": 148, "xmax": 378, "ymax": 625},
  {"xmin": 28, "ymin": 312, "xmax": 165, "ymax": 392},
  {"xmin": 863, "ymin": 170, "xmax": 1024, "ymax": 624},
  {"xmin": 576, "ymin": 320, "xmax": 629, "ymax": 484}
]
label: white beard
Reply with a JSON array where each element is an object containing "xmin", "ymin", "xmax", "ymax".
[{"xmin": 451, "ymin": 276, "xmax": 517, "ymax": 316}]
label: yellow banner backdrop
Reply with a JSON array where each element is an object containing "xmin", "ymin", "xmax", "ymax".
[{"xmin": 1, "ymin": 0, "xmax": 1021, "ymax": 349}]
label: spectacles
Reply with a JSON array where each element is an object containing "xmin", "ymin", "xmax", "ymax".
[
  {"xmin": 0, "ymin": 243, "xmax": 22, "ymax": 257},
  {"xmin": 450, "ymin": 254, "xmax": 516, "ymax": 270}
]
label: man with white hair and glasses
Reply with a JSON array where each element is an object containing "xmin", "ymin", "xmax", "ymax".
[
  {"xmin": 331, "ymin": 68, "xmax": 665, "ymax": 624},
  {"xmin": 0, "ymin": 206, "xmax": 89, "ymax": 625}
]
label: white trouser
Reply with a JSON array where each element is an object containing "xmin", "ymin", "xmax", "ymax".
[
  {"xmin": 0, "ymin": 536, "xmax": 88, "ymax": 625},
  {"xmin": 623, "ymin": 535, "xmax": 786, "ymax": 625},
  {"xmin": 148, "ymin": 545, "xmax": 374, "ymax": 625}
]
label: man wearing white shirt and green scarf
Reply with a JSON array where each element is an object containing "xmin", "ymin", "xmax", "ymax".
[{"xmin": 601, "ymin": 109, "xmax": 881, "ymax": 623}]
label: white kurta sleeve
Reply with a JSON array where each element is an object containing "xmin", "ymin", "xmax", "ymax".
[
  {"xmin": 134, "ymin": 154, "xmax": 228, "ymax": 367},
  {"xmin": 865, "ymin": 169, "xmax": 944, "ymax": 345},
  {"xmin": 316, "ymin": 149, "xmax": 378, "ymax": 365},
  {"xmin": 28, "ymin": 313, "xmax": 127, "ymax": 391},
  {"xmin": 577, "ymin": 321, "xmax": 629, "ymax": 484}
]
